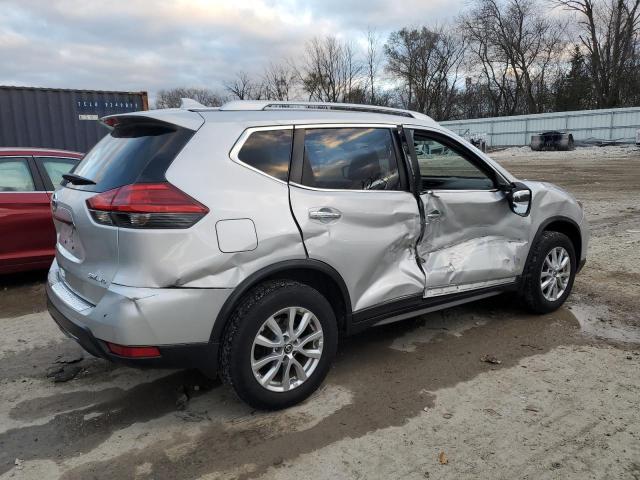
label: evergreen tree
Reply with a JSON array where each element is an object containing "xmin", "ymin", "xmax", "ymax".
[{"xmin": 554, "ymin": 46, "xmax": 593, "ymax": 111}]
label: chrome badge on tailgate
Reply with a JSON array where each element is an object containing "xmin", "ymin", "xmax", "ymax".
[{"xmin": 87, "ymin": 272, "xmax": 107, "ymax": 285}]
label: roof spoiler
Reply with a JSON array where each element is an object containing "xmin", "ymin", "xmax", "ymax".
[
  {"xmin": 180, "ymin": 98, "xmax": 207, "ymax": 110},
  {"xmin": 100, "ymin": 109, "xmax": 205, "ymax": 132}
]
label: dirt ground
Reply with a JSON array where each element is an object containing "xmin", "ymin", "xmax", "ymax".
[{"xmin": 1, "ymin": 145, "xmax": 639, "ymax": 480}]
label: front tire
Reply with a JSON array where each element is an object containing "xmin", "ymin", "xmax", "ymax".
[
  {"xmin": 521, "ymin": 231, "xmax": 576, "ymax": 314},
  {"xmin": 220, "ymin": 280, "xmax": 338, "ymax": 410}
]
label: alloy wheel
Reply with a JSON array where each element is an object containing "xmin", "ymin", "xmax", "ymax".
[
  {"xmin": 540, "ymin": 246, "xmax": 571, "ymax": 301},
  {"xmin": 250, "ymin": 307, "xmax": 324, "ymax": 392}
]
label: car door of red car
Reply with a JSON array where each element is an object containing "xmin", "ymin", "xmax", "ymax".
[{"xmin": 0, "ymin": 156, "xmax": 53, "ymax": 273}]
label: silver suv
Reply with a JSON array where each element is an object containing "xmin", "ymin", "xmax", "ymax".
[{"xmin": 47, "ymin": 101, "xmax": 588, "ymax": 409}]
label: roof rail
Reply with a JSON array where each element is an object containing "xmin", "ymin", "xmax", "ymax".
[{"xmin": 219, "ymin": 100, "xmax": 417, "ymax": 118}]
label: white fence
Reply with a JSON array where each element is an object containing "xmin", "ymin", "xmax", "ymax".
[{"xmin": 441, "ymin": 106, "xmax": 640, "ymax": 147}]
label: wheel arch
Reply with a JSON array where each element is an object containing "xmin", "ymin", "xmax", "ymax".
[
  {"xmin": 210, "ymin": 259, "xmax": 352, "ymax": 344},
  {"xmin": 526, "ymin": 216, "xmax": 583, "ymax": 273},
  {"xmin": 542, "ymin": 218, "xmax": 582, "ymax": 265}
]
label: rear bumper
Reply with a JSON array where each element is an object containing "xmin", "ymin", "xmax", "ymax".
[
  {"xmin": 47, "ymin": 295, "xmax": 104, "ymax": 357},
  {"xmin": 47, "ymin": 293, "xmax": 219, "ymax": 375},
  {"xmin": 48, "ymin": 295, "xmax": 219, "ymax": 372},
  {"xmin": 46, "ymin": 260, "xmax": 231, "ymax": 373}
]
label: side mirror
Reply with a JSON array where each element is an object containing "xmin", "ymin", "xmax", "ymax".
[{"xmin": 505, "ymin": 182, "xmax": 532, "ymax": 217}]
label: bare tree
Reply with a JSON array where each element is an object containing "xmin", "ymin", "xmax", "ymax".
[
  {"xmin": 366, "ymin": 28, "xmax": 383, "ymax": 104},
  {"xmin": 461, "ymin": 0, "xmax": 566, "ymax": 115},
  {"xmin": 157, "ymin": 2, "xmax": 638, "ymax": 116},
  {"xmin": 224, "ymin": 71, "xmax": 264, "ymax": 100},
  {"xmin": 551, "ymin": 0, "xmax": 640, "ymax": 107},
  {"xmin": 262, "ymin": 61, "xmax": 298, "ymax": 100},
  {"xmin": 462, "ymin": 5, "xmax": 519, "ymax": 116},
  {"xmin": 155, "ymin": 87, "xmax": 224, "ymax": 108},
  {"xmin": 385, "ymin": 26, "xmax": 466, "ymax": 119},
  {"xmin": 299, "ymin": 36, "xmax": 365, "ymax": 102},
  {"xmin": 461, "ymin": 13, "xmax": 516, "ymax": 116}
]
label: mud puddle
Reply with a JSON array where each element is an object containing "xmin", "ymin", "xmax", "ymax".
[{"xmin": 569, "ymin": 303, "xmax": 640, "ymax": 344}]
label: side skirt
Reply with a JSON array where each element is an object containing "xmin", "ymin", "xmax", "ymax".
[{"xmin": 347, "ymin": 281, "xmax": 518, "ymax": 335}]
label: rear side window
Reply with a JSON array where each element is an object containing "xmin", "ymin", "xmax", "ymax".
[
  {"xmin": 237, "ymin": 129, "xmax": 292, "ymax": 181},
  {"xmin": 301, "ymin": 128, "xmax": 401, "ymax": 191},
  {"xmin": 67, "ymin": 121, "xmax": 193, "ymax": 192},
  {"xmin": 0, "ymin": 158, "xmax": 35, "ymax": 192},
  {"xmin": 37, "ymin": 157, "xmax": 78, "ymax": 190}
]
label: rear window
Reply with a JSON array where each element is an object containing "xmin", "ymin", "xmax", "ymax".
[
  {"xmin": 67, "ymin": 121, "xmax": 193, "ymax": 192},
  {"xmin": 237, "ymin": 129, "xmax": 292, "ymax": 181}
]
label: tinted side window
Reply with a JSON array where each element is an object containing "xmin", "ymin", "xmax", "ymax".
[
  {"xmin": 0, "ymin": 158, "xmax": 35, "ymax": 192},
  {"xmin": 38, "ymin": 157, "xmax": 79, "ymax": 190},
  {"xmin": 237, "ymin": 129, "xmax": 293, "ymax": 181},
  {"xmin": 413, "ymin": 133, "xmax": 494, "ymax": 191},
  {"xmin": 301, "ymin": 128, "xmax": 400, "ymax": 191}
]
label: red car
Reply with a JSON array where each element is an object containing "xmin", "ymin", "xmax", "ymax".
[{"xmin": 0, "ymin": 148, "xmax": 82, "ymax": 274}]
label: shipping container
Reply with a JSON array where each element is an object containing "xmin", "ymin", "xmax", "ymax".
[{"xmin": 0, "ymin": 86, "xmax": 149, "ymax": 153}]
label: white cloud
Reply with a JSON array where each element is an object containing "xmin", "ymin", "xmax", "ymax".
[{"xmin": 0, "ymin": 0, "xmax": 466, "ymax": 97}]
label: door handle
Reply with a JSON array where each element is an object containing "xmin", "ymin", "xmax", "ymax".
[
  {"xmin": 309, "ymin": 207, "xmax": 342, "ymax": 222},
  {"xmin": 426, "ymin": 209, "xmax": 442, "ymax": 221}
]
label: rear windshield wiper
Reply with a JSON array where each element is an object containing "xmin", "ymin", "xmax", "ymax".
[{"xmin": 62, "ymin": 173, "xmax": 96, "ymax": 185}]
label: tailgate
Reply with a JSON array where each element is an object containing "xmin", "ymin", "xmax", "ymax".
[
  {"xmin": 53, "ymin": 187, "xmax": 118, "ymax": 304},
  {"xmin": 51, "ymin": 110, "xmax": 202, "ymax": 304}
]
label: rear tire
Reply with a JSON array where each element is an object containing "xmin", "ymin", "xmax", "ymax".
[
  {"xmin": 521, "ymin": 231, "xmax": 576, "ymax": 314},
  {"xmin": 220, "ymin": 280, "xmax": 338, "ymax": 410}
]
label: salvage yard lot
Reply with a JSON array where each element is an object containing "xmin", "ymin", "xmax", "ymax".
[{"xmin": 1, "ymin": 146, "xmax": 639, "ymax": 480}]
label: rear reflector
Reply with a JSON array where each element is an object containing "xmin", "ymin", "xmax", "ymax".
[
  {"xmin": 107, "ymin": 342, "xmax": 161, "ymax": 358},
  {"xmin": 86, "ymin": 182, "xmax": 208, "ymax": 229}
]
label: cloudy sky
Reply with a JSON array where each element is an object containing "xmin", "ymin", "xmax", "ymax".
[{"xmin": 0, "ymin": 0, "xmax": 465, "ymax": 99}]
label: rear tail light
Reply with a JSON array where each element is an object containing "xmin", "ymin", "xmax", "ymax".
[
  {"xmin": 86, "ymin": 182, "xmax": 208, "ymax": 229},
  {"xmin": 106, "ymin": 342, "xmax": 161, "ymax": 358}
]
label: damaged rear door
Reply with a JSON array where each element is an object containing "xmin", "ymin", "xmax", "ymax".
[
  {"xmin": 289, "ymin": 125, "xmax": 424, "ymax": 311},
  {"xmin": 407, "ymin": 128, "xmax": 529, "ymax": 297}
]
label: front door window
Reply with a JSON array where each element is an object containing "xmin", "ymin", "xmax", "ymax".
[{"xmin": 413, "ymin": 134, "xmax": 495, "ymax": 191}]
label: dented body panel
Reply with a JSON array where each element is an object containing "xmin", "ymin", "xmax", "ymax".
[
  {"xmin": 47, "ymin": 259, "xmax": 232, "ymax": 345},
  {"xmin": 417, "ymin": 180, "xmax": 587, "ymax": 296},
  {"xmin": 407, "ymin": 123, "xmax": 588, "ymax": 297},
  {"xmin": 419, "ymin": 190, "xmax": 528, "ymax": 293},
  {"xmin": 290, "ymin": 185, "xmax": 424, "ymax": 311}
]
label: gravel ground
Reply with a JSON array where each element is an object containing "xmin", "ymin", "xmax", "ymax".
[{"xmin": 1, "ymin": 146, "xmax": 639, "ymax": 480}]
